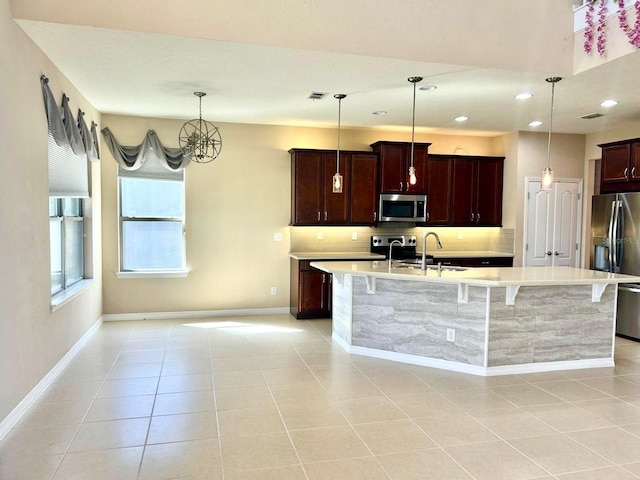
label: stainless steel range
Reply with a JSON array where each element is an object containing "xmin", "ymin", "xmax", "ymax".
[{"xmin": 370, "ymin": 234, "xmax": 422, "ymax": 260}]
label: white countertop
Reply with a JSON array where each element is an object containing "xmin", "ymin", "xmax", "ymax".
[
  {"xmin": 290, "ymin": 252, "xmax": 385, "ymax": 260},
  {"xmin": 310, "ymin": 260, "xmax": 640, "ymax": 287}
]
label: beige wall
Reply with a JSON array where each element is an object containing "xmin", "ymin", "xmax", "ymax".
[
  {"xmin": 0, "ymin": 0, "xmax": 102, "ymax": 423},
  {"xmin": 510, "ymin": 131, "xmax": 586, "ymax": 267},
  {"xmin": 100, "ymin": 116, "xmax": 502, "ymax": 314}
]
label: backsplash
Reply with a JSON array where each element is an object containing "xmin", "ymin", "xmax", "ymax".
[{"xmin": 290, "ymin": 226, "xmax": 514, "ymax": 254}]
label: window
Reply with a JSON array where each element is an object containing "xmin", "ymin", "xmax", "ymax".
[
  {"xmin": 118, "ymin": 162, "xmax": 185, "ymax": 272},
  {"xmin": 49, "ymin": 198, "xmax": 85, "ymax": 295}
]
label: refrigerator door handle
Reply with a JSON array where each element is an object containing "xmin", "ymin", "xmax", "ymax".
[
  {"xmin": 608, "ymin": 200, "xmax": 616, "ymax": 272},
  {"xmin": 613, "ymin": 200, "xmax": 623, "ymax": 273}
]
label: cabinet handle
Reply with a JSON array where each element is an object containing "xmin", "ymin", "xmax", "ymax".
[
  {"xmin": 328, "ymin": 275, "xmax": 332, "ymax": 284},
  {"xmin": 476, "ymin": 212, "xmax": 480, "ymax": 223},
  {"xmin": 324, "ymin": 211, "xmax": 328, "ymax": 221},
  {"xmin": 471, "ymin": 213, "xmax": 475, "ymax": 221},
  {"xmin": 426, "ymin": 212, "xmax": 430, "ymax": 221},
  {"xmin": 322, "ymin": 275, "xmax": 326, "ymax": 284},
  {"xmin": 399, "ymin": 181, "xmax": 404, "ymax": 191},
  {"xmin": 624, "ymin": 167, "xmax": 629, "ymax": 179},
  {"xmin": 633, "ymin": 167, "xmax": 636, "ymax": 178},
  {"xmin": 373, "ymin": 211, "xmax": 377, "ymax": 222},
  {"xmin": 481, "ymin": 261, "xmax": 490, "ymax": 265},
  {"xmin": 317, "ymin": 211, "xmax": 320, "ymax": 221}
]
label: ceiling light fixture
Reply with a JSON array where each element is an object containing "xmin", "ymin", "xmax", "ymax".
[
  {"xmin": 542, "ymin": 77, "xmax": 562, "ymax": 191},
  {"xmin": 408, "ymin": 76, "xmax": 423, "ymax": 186},
  {"xmin": 454, "ymin": 116, "xmax": 469, "ymax": 122},
  {"xmin": 333, "ymin": 94, "xmax": 346, "ymax": 194},
  {"xmin": 178, "ymin": 92, "xmax": 222, "ymax": 163},
  {"xmin": 529, "ymin": 120, "xmax": 543, "ymax": 127},
  {"xmin": 600, "ymin": 99, "xmax": 618, "ymax": 107},
  {"xmin": 420, "ymin": 85, "xmax": 437, "ymax": 92},
  {"xmin": 515, "ymin": 92, "xmax": 533, "ymax": 100},
  {"xmin": 372, "ymin": 111, "xmax": 387, "ymax": 115}
]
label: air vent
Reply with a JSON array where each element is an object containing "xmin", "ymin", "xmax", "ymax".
[
  {"xmin": 307, "ymin": 91, "xmax": 329, "ymax": 100},
  {"xmin": 580, "ymin": 113, "xmax": 604, "ymax": 120}
]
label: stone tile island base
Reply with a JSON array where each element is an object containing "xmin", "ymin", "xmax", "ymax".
[{"xmin": 331, "ymin": 275, "xmax": 616, "ymax": 376}]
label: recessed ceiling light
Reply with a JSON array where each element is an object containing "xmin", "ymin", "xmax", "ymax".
[
  {"xmin": 454, "ymin": 116, "xmax": 468, "ymax": 122},
  {"xmin": 419, "ymin": 85, "xmax": 437, "ymax": 92},
  {"xmin": 529, "ymin": 120, "xmax": 543, "ymax": 127},
  {"xmin": 372, "ymin": 111, "xmax": 387, "ymax": 115},
  {"xmin": 515, "ymin": 92, "xmax": 533, "ymax": 100},
  {"xmin": 600, "ymin": 99, "xmax": 618, "ymax": 107}
]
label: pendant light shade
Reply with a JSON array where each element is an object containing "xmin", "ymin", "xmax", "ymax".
[
  {"xmin": 178, "ymin": 92, "xmax": 222, "ymax": 164},
  {"xmin": 333, "ymin": 94, "xmax": 346, "ymax": 194},
  {"xmin": 541, "ymin": 77, "xmax": 561, "ymax": 190},
  {"xmin": 408, "ymin": 76, "xmax": 423, "ymax": 186}
]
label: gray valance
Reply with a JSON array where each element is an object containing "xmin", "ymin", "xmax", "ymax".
[
  {"xmin": 40, "ymin": 75, "xmax": 100, "ymax": 161},
  {"xmin": 101, "ymin": 127, "xmax": 190, "ymax": 172}
]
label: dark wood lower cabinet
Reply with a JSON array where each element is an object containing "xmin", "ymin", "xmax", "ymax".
[
  {"xmin": 434, "ymin": 256, "xmax": 513, "ymax": 267},
  {"xmin": 290, "ymin": 259, "xmax": 332, "ymax": 319}
]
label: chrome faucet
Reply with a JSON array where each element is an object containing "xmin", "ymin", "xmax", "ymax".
[
  {"xmin": 421, "ymin": 232, "xmax": 443, "ymax": 270},
  {"xmin": 388, "ymin": 240, "xmax": 402, "ymax": 269}
]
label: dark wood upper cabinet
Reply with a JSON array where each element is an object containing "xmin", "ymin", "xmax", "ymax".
[
  {"xmin": 290, "ymin": 149, "xmax": 378, "ymax": 226},
  {"xmin": 350, "ymin": 153, "xmax": 379, "ymax": 224},
  {"xmin": 371, "ymin": 141, "xmax": 430, "ymax": 194},
  {"xmin": 599, "ymin": 139, "xmax": 640, "ymax": 192},
  {"xmin": 425, "ymin": 155, "xmax": 453, "ymax": 225},
  {"xmin": 451, "ymin": 156, "xmax": 504, "ymax": 227}
]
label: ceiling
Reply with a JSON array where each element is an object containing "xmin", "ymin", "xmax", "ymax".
[{"xmin": 14, "ymin": 1, "xmax": 640, "ymax": 137}]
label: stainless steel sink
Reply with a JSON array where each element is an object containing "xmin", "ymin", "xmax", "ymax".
[{"xmin": 391, "ymin": 262, "xmax": 467, "ymax": 272}]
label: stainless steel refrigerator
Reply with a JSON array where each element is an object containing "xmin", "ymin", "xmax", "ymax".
[{"xmin": 591, "ymin": 193, "xmax": 640, "ymax": 340}]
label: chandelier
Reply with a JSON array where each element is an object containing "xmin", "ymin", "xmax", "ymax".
[{"xmin": 178, "ymin": 92, "xmax": 222, "ymax": 163}]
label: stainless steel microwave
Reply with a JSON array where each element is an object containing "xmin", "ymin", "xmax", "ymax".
[{"xmin": 378, "ymin": 194, "xmax": 427, "ymax": 223}]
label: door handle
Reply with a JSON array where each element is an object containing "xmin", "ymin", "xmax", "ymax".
[
  {"xmin": 554, "ymin": 251, "xmax": 563, "ymax": 256},
  {"xmin": 619, "ymin": 285, "xmax": 640, "ymax": 294},
  {"xmin": 546, "ymin": 251, "xmax": 552, "ymax": 256}
]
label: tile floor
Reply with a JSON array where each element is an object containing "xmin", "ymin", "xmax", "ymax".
[{"xmin": 2, "ymin": 314, "xmax": 640, "ymax": 479}]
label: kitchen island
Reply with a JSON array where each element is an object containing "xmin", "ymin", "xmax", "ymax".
[{"xmin": 311, "ymin": 260, "xmax": 640, "ymax": 376}]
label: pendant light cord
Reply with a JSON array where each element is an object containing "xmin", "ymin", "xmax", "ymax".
[
  {"xmin": 337, "ymin": 96, "xmax": 342, "ymax": 172},
  {"xmin": 546, "ymin": 82, "xmax": 554, "ymax": 169},
  {"xmin": 410, "ymin": 79, "xmax": 417, "ymax": 168}
]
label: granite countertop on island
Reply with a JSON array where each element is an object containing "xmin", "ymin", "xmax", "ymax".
[{"xmin": 430, "ymin": 250, "xmax": 513, "ymax": 258}]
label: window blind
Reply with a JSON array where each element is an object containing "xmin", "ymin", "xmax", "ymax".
[{"xmin": 48, "ymin": 131, "xmax": 89, "ymax": 197}]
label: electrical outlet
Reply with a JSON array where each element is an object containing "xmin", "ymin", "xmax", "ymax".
[
  {"xmin": 317, "ymin": 232, "xmax": 323, "ymax": 240},
  {"xmin": 352, "ymin": 231, "xmax": 358, "ymax": 240},
  {"xmin": 273, "ymin": 232, "xmax": 283, "ymax": 242},
  {"xmin": 270, "ymin": 286, "xmax": 277, "ymax": 295},
  {"xmin": 446, "ymin": 328, "xmax": 456, "ymax": 342},
  {"xmin": 458, "ymin": 231, "xmax": 464, "ymax": 240}
]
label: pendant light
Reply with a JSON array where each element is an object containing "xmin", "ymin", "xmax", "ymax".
[
  {"xmin": 332, "ymin": 94, "xmax": 346, "ymax": 193},
  {"xmin": 408, "ymin": 76, "xmax": 423, "ymax": 186},
  {"xmin": 541, "ymin": 77, "xmax": 562, "ymax": 190},
  {"xmin": 178, "ymin": 92, "xmax": 222, "ymax": 163}
]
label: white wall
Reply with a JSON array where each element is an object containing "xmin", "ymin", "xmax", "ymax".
[{"xmin": 0, "ymin": 0, "xmax": 102, "ymax": 423}]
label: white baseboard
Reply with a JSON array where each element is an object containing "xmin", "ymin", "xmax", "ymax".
[
  {"xmin": 332, "ymin": 333, "xmax": 615, "ymax": 377},
  {"xmin": 102, "ymin": 307, "xmax": 290, "ymax": 322},
  {"xmin": 0, "ymin": 316, "xmax": 103, "ymax": 441}
]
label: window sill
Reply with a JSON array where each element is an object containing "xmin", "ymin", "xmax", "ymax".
[
  {"xmin": 116, "ymin": 270, "xmax": 189, "ymax": 279},
  {"xmin": 51, "ymin": 279, "xmax": 96, "ymax": 312}
]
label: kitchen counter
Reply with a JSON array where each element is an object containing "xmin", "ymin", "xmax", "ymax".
[
  {"xmin": 289, "ymin": 252, "xmax": 385, "ymax": 261},
  {"xmin": 312, "ymin": 260, "xmax": 640, "ymax": 376}
]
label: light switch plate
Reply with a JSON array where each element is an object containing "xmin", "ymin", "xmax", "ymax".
[
  {"xmin": 317, "ymin": 232, "xmax": 323, "ymax": 240},
  {"xmin": 273, "ymin": 232, "xmax": 283, "ymax": 242},
  {"xmin": 352, "ymin": 232, "xmax": 358, "ymax": 240}
]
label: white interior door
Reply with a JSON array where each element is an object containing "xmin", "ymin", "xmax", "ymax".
[{"xmin": 524, "ymin": 179, "xmax": 582, "ymax": 267}]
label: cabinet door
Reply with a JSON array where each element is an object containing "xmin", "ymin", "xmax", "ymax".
[
  {"xmin": 299, "ymin": 270, "xmax": 328, "ymax": 316},
  {"xmin": 451, "ymin": 158, "xmax": 476, "ymax": 225},
  {"xmin": 602, "ymin": 144, "xmax": 631, "ymax": 183},
  {"xmin": 475, "ymin": 158, "xmax": 503, "ymax": 226},
  {"xmin": 425, "ymin": 156, "xmax": 453, "ymax": 225},
  {"xmin": 350, "ymin": 153, "xmax": 378, "ymax": 224},
  {"xmin": 292, "ymin": 151, "xmax": 323, "ymax": 224},
  {"xmin": 631, "ymin": 142, "xmax": 640, "ymax": 180},
  {"xmin": 406, "ymin": 144, "xmax": 428, "ymax": 194},
  {"xmin": 379, "ymin": 144, "xmax": 406, "ymax": 193},
  {"xmin": 322, "ymin": 152, "xmax": 350, "ymax": 224}
]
